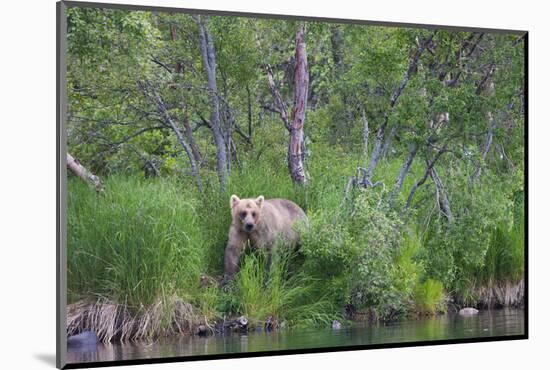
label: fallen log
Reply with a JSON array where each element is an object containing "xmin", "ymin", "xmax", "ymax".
[{"xmin": 67, "ymin": 153, "xmax": 104, "ymax": 193}]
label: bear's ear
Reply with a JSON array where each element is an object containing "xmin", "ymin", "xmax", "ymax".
[
  {"xmin": 255, "ymin": 195, "xmax": 264, "ymax": 208},
  {"xmin": 230, "ymin": 195, "xmax": 240, "ymax": 208}
]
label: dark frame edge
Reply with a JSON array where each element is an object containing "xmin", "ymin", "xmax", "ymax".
[
  {"xmin": 62, "ymin": 0, "xmax": 527, "ymax": 36},
  {"xmin": 57, "ymin": 1, "xmax": 68, "ymax": 369},
  {"xmin": 523, "ymin": 32, "xmax": 529, "ymax": 339},
  {"xmin": 63, "ymin": 334, "xmax": 528, "ymax": 369}
]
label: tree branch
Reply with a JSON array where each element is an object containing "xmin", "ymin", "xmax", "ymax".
[
  {"xmin": 138, "ymin": 80, "xmax": 204, "ymax": 192},
  {"xmin": 266, "ymin": 65, "xmax": 291, "ymax": 131}
]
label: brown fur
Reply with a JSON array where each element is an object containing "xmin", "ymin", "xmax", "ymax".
[{"xmin": 223, "ymin": 195, "xmax": 307, "ymax": 279}]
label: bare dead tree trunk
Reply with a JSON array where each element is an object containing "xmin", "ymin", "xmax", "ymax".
[
  {"xmin": 430, "ymin": 167, "xmax": 453, "ymax": 222},
  {"xmin": 196, "ymin": 15, "xmax": 228, "ymax": 192},
  {"xmin": 471, "ymin": 111, "xmax": 496, "ymax": 181},
  {"xmin": 182, "ymin": 103, "xmax": 202, "ymax": 165},
  {"xmin": 389, "ymin": 143, "xmax": 417, "ymax": 207},
  {"xmin": 67, "ymin": 153, "xmax": 104, "ymax": 192},
  {"xmin": 266, "ymin": 24, "xmax": 309, "ymax": 185},
  {"xmin": 139, "ymin": 81, "xmax": 203, "ymax": 192},
  {"xmin": 361, "ymin": 109, "xmax": 369, "ymax": 159},
  {"xmin": 288, "ymin": 23, "xmax": 309, "ymax": 185}
]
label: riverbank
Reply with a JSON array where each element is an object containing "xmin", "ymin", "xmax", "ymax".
[
  {"xmin": 67, "ymin": 278, "xmax": 524, "ymax": 342},
  {"xmin": 67, "ymin": 174, "xmax": 524, "ymax": 342},
  {"xmin": 67, "ymin": 308, "xmax": 525, "ymax": 364}
]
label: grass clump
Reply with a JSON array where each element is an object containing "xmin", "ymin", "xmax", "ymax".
[
  {"xmin": 228, "ymin": 249, "xmax": 339, "ymax": 328},
  {"xmin": 68, "ymin": 176, "xmax": 207, "ymax": 306},
  {"xmin": 413, "ymin": 279, "xmax": 446, "ymax": 315},
  {"xmin": 67, "ymin": 176, "xmax": 213, "ymax": 340}
]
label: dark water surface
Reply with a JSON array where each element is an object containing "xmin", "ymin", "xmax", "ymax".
[{"xmin": 67, "ymin": 309, "xmax": 525, "ymax": 364}]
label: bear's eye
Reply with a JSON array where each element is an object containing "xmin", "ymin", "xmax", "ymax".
[
  {"xmin": 251, "ymin": 211, "xmax": 256, "ymax": 218},
  {"xmin": 240, "ymin": 211, "xmax": 247, "ymax": 219}
]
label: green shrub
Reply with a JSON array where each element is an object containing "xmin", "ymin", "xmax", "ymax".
[
  {"xmin": 419, "ymin": 167, "xmax": 515, "ymax": 298},
  {"xmin": 301, "ymin": 191, "xmax": 410, "ymax": 320}
]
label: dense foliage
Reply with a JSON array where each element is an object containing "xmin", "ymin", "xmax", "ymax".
[{"xmin": 66, "ymin": 7, "xmax": 525, "ymax": 339}]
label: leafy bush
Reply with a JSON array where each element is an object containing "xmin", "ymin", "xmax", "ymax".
[
  {"xmin": 420, "ymin": 167, "xmax": 516, "ymax": 299},
  {"xmin": 301, "ymin": 191, "xmax": 411, "ymax": 320}
]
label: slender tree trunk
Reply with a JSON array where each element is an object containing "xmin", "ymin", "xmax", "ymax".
[
  {"xmin": 246, "ymin": 84, "xmax": 253, "ymax": 140},
  {"xmin": 382, "ymin": 125, "xmax": 397, "ymax": 158},
  {"xmin": 182, "ymin": 104, "xmax": 202, "ymax": 165},
  {"xmin": 139, "ymin": 81, "xmax": 203, "ymax": 192},
  {"xmin": 196, "ymin": 15, "xmax": 228, "ymax": 191},
  {"xmin": 389, "ymin": 143, "xmax": 417, "ymax": 207},
  {"xmin": 330, "ymin": 26, "xmax": 345, "ymax": 73},
  {"xmin": 288, "ymin": 23, "xmax": 309, "ymax": 185},
  {"xmin": 266, "ymin": 24, "xmax": 309, "ymax": 185},
  {"xmin": 430, "ymin": 167, "xmax": 453, "ymax": 222},
  {"xmin": 404, "ymin": 145, "xmax": 446, "ymax": 212},
  {"xmin": 365, "ymin": 119, "xmax": 387, "ymax": 182},
  {"xmin": 266, "ymin": 66, "xmax": 291, "ymax": 130},
  {"xmin": 169, "ymin": 24, "xmax": 183, "ymax": 74},
  {"xmin": 361, "ymin": 109, "xmax": 369, "ymax": 159},
  {"xmin": 67, "ymin": 153, "xmax": 104, "ymax": 192},
  {"xmin": 471, "ymin": 111, "xmax": 496, "ymax": 181}
]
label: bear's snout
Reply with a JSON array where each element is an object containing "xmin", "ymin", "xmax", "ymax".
[{"xmin": 244, "ymin": 222, "xmax": 254, "ymax": 232}]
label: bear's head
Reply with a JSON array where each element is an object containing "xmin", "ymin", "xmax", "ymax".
[{"xmin": 230, "ymin": 194, "xmax": 264, "ymax": 233}]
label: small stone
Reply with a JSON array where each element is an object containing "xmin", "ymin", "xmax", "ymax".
[
  {"xmin": 236, "ymin": 316, "xmax": 248, "ymax": 327},
  {"xmin": 458, "ymin": 307, "xmax": 479, "ymax": 316},
  {"xmin": 196, "ymin": 325, "xmax": 208, "ymax": 336},
  {"xmin": 265, "ymin": 315, "xmax": 274, "ymax": 331},
  {"xmin": 332, "ymin": 320, "xmax": 342, "ymax": 330},
  {"xmin": 67, "ymin": 331, "xmax": 98, "ymax": 352}
]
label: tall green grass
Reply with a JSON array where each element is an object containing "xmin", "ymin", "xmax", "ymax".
[
  {"xmin": 230, "ymin": 249, "xmax": 340, "ymax": 328},
  {"xmin": 68, "ymin": 176, "xmax": 207, "ymax": 307},
  {"xmin": 480, "ymin": 219, "xmax": 524, "ymax": 285},
  {"xmin": 413, "ymin": 279, "xmax": 446, "ymax": 315},
  {"xmin": 396, "ymin": 230, "xmax": 447, "ymax": 316}
]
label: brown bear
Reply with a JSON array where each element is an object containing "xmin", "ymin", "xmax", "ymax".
[{"xmin": 223, "ymin": 195, "xmax": 307, "ymax": 281}]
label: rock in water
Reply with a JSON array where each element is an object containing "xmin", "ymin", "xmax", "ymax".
[
  {"xmin": 231, "ymin": 316, "xmax": 248, "ymax": 332},
  {"xmin": 332, "ymin": 320, "xmax": 342, "ymax": 330},
  {"xmin": 67, "ymin": 331, "xmax": 98, "ymax": 352},
  {"xmin": 458, "ymin": 307, "xmax": 479, "ymax": 316},
  {"xmin": 236, "ymin": 316, "xmax": 248, "ymax": 327},
  {"xmin": 265, "ymin": 316, "xmax": 274, "ymax": 332},
  {"xmin": 196, "ymin": 325, "xmax": 208, "ymax": 336}
]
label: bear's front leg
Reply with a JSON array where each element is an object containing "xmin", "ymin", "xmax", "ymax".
[{"xmin": 222, "ymin": 226, "xmax": 248, "ymax": 286}]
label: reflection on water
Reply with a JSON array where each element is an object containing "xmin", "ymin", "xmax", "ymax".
[{"xmin": 67, "ymin": 308, "xmax": 525, "ymax": 364}]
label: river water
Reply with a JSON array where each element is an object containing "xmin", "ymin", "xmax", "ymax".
[{"xmin": 67, "ymin": 308, "xmax": 525, "ymax": 365}]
